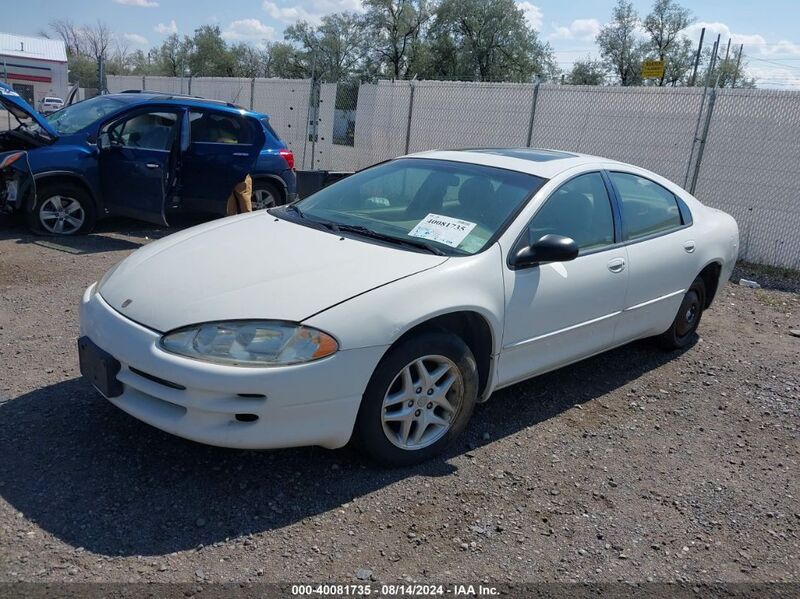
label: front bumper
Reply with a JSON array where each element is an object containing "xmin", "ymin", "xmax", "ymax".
[{"xmin": 79, "ymin": 284, "xmax": 388, "ymax": 450}]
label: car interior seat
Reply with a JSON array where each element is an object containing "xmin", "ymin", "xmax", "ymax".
[{"xmin": 405, "ymin": 171, "xmax": 459, "ymax": 219}]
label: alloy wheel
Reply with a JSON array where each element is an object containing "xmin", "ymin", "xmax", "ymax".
[
  {"xmin": 251, "ymin": 188, "xmax": 276, "ymax": 210},
  {"xmin": 381, "ymin": 355, "xmax": 464, "ymax": 450},
  {"xmin": 39, "ymin": 195, "xmax": 85, "ymax": 235}
]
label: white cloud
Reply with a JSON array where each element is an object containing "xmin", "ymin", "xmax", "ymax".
[
  {"xmin": 517, "ymin": 2, "xmax": 543, "ymax": 31},
  {"xmin": 263, "ymin": 1, "xmax": 323, "ymax": 25},
  {"xmin": 153, "ymin": 20, "xmax": 178, "ymax": 35},
  {"xmin": 222, "ymin": 19, "xmax": 276, "ymax": 42},
  {"xmin": 262, "ymin": 0, "xmax": 363, "ymax": 25},
  {"xmin": 684, "ymin": 22, "xmax": 766, "ymax": 49},
  {"xmin": 122, "ymin": 33, "xmax": 149, "ymax": 45},
  {"xmin": 115, "ymin": 0, "xmax": 159, "ymax": 7},
  {"xmin": 550, "ymin": 18, "xmax": 601, "ymax": 41}
]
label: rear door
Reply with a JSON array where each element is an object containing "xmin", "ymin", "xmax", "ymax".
[
  {"xmin": 608, "ymin": 170, "xmax": 699, "ymax": 342},
  {"xmin": 179, "ymin": 109, "xmax": 263, "ymax": 214},
  {"xmin": 98, "ymin": 107, "xmax": 182, "ymax": 225}
]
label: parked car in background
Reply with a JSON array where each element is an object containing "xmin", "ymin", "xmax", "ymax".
[
  {"xmin": 0, "ymin": 83, "xmax": 296, "ymax": 235},
  {"xmin": 38, "ymin": 96, "xmax": 64, "ymax": 115},
  {"xmin": 79, "ymin": 149, "xmax": 739, "ymax": 466}
]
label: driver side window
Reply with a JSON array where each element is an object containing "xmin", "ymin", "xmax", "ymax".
[
  {"xmin": 527, "ymin": 172, "xmax": 615, "ymax": 253},
  {"xmin": 106, "ymin": 111, "xmax": 178, "ymax": 151}
]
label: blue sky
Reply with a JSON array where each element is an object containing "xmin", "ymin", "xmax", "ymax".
[{"xmin": 4, "ymin": 0, "xmax": 800, "ymax": 87}]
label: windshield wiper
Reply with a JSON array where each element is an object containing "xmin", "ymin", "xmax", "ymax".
[
  {"xmin": 283, "ymin": 204, "xmax": 305, "ymax": 219},
  {"xmin": 334, "ymin": 224, "xmax": 447, "ymax": 256}
]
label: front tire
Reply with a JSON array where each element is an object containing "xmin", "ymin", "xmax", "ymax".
[
  {"xmin": 355, "ymin": 332, "xmax": 478, "ymax": 467},
  {"xmin": 27, "ymin": 182, "xmax": 96, "ymax": 236},
  {"xmin": 656, "ymin": 276, "xmax": 706, "ymax": 349}
]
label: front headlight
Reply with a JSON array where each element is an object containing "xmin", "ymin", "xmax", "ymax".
[{"xmin": 160, "ymin": 320, "xmax": 338, "ymax": 366}]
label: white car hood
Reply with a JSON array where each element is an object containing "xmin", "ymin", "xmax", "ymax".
[{"xmin": 99, "ymin": 212, "xmax": 447, "ymax": 332}]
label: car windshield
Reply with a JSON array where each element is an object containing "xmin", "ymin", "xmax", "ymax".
[
  {"xmin": 287, "ymin": 158, "xmax": 546, "ymax": 255},
  {"xmin": 43, "ymin": 96, "xmax": 126, "ymax": 134}
]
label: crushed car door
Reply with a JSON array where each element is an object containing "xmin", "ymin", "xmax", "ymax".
[
  {"xmin": 98, "ymin": 108, "xmax": 182, "ymax": 226},
  {"xmin": 179, "ymin": 109, "xmax": 263, "ymax": 214}
]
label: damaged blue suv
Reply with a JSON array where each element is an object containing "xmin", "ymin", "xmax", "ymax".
[{"xmin": 0, "ymin": 82, "xmax": 296, "ymax": 235}]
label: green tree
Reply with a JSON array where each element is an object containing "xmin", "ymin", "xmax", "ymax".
[
  {"xmin": 188, "ymin": 25, "xmax": 234, "ymax": 76},
  {"xmin": 363, "ymin": 0, "xmax": 429, "ymax": 79},
  {"xmin": 423, "ymin": 0, "xmax": 557, "ymax": 82},
  {"xmin": 642, "ymin": 0, "xmax": 693, "ymax": 85},
  {"xmin": 285, "ymin": 12, "xmax": 369, "ymax": 81},
  {"xmin": 699, "ymin": 45, "xmax": 756, "ymax": 88},
  {"xmin": 596, "ymin": 0, "xmax": 645, "ymax": 86},
  {"xmin": 154, "ymin": 33, "xmax": 193, "ymax": 76},
  {"xmin": 567, "ymin": 57, "xmax": 606, "ymax": 85}
]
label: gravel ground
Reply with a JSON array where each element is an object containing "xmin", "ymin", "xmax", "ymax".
[{"xmin": 0, "ymin": 214, "xmax": 798, "ymax": 585}]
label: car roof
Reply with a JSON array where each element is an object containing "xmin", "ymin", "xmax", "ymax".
[
  {"xmin": 406, "ymin": 148, "xmax": 624, "ymax": 179},
  {"xmin": 102, "ymin": 90, "xmax": 268, "ymax": 119}
]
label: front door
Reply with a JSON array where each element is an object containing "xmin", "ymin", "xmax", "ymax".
[
  {"xmin": 498, "ymin": 172, "xmax": 629, "ymax": 386},
  {"xmin": 98, "ymin": 108, "xmax": 181, "ymax": 226},
  {"xmin": 179, "ymin": 109, "xmax": 263, "ymax": 214}
]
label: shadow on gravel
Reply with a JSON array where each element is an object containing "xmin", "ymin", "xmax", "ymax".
[
  {"xmin": 0, "ymin": 339, "xmax": 691, "ymax": 557},
  {"xmin": 0, "ymin": 213, "xmax": 213, "ymax": 254}
]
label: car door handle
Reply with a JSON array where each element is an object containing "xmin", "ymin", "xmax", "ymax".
[
  {"xmin": 145, "ymin": 163, "xmax": 160, "ymax": 169},
  {"xmin": 607, "ymin": 258, "xmax": 626, "ymax": 273},
  {"xmin": 683, "ymin": 240, "xmax": 696, "ymax": 253},
  {"xmin": 232, "ymin": 152, "xmax": 249, "ymax": 157}
]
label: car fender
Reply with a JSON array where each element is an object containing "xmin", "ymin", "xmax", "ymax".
[{"xmin": 303, "ymin": 243, "xmax": 506, "ymax": 395}]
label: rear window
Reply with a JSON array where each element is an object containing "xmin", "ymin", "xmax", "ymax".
[{"xmin": 189, "ymin": 111, "xmax": 254, "ymax": 145}]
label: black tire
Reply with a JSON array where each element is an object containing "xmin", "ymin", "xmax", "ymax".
[
  {"xmin": 250, "ymin": 180, "xmax": 283, "ymax": 210},
  {"xmin": 354, "ymin": 332, "xmax": 479, "ymax": 467},
  {"xmin": 656, "ymin": 276, "xmax": 706, "ymax": 350},
  {"xmin": 27, "ymin": 181, "xmax": 96, "ymax": 236}
]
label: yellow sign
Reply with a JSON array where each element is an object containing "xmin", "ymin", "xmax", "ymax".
[{"xmin": 642, "ymin": 60, "xmax": 665, "ymax": 78}]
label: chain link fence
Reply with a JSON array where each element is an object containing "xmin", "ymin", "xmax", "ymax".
[{"xmin": 102, "ymin": 75, "xmax": 800, "ymax": 268}]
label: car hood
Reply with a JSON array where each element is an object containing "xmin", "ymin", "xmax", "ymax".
[
  {"xmin": 0, "ymin": 83, "xmax": 59, "ymax": 140},
  {"xmin": 99, "ymin": 212, "xmax": 448, "ymax": 333}
]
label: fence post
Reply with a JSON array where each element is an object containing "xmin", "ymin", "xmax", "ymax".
[
  {"xmin": 404, "ymin": 81, "xmax": 416, "ymax": 155},
  {"xmin": 250, "ymin": 77, "xmax": 255, "ymax": 111},
  {"xmin": 526, "ymin": 80, "xmax": 541, "ymax": 148},
  {"xmin": 142, "ymin": 75, "xmax": 146, "ymax": 90},
  {"xmin": 187, "ymin": 76, "xmax": 192, "ymax": 95},
  {"xmin": 689, "ymin": 87, "xmax": 717, "ymax": 195}
]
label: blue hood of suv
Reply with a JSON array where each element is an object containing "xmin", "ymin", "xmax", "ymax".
[{"xmin": 0, "ymin": 82, "xmax": 59, "ymax": 140}]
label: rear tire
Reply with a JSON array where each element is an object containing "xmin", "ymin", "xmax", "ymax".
[
  {"xmin": 27, "ymin": 181, "xmax": 96, "ymax": 236},
  {"xmin": 656, "ymin": 276, "xmax": 706, "ymax": 350},
  {"xmin": 250, "ymin": 180, "xmax": 283, "ymax": 210},
  {"xmin": 354, "ymin": 332, "xmax": 478, "ymax": 467}
]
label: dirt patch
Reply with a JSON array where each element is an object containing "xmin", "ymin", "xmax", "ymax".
[{"xmin": 0, "ymin": 218, "xmax": 798, "ymax": 584}]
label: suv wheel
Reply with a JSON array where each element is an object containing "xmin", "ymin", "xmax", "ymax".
[
  {"xmin": 251, "ymin": 180, "xmax": 282, "ymax": 210},
  {"xmin": 28, "ymin": 182, "xmax": 96, "ymax": 236}
]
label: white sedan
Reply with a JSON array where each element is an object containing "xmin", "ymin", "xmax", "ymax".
[{"xmin": 79, "ymin": 149, "xmax": 739, "ymax": 466}]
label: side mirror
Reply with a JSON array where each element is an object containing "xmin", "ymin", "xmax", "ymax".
[
  {"xmin": 97, "ymin": 131, "xmax": 110, "ymax": 151},
  {"xmin": 513, "ymin": 234, "xmax": 579, "ymax": 268}
]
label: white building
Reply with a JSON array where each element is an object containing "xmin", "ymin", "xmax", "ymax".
[{"xmin": 0, "ymin": 32, "xmax": 68, "ymax": 108}]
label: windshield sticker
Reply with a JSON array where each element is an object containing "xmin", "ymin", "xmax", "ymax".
[{"xmin": 408, "ymin": 213, "xmax": 477, "ymax": 248}]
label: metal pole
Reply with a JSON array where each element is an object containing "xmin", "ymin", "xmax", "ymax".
[
  {"xmin": 310, "ymin": 78, "xmax": 320, "ymax": 169},
  {"xmin": 250, "ymin": 77, "xmax": 255, "ymax": 111},
  {"xmin": 301, "ymin": 47, "xmax": 317, "ymax": 170},
  {"xmin": 683, "ymin": 36, "xmax": 719, "ymax": 189},
  {"xmin": 525, "ymin": 80, "xmax": 541, "ymax": 148},
  {"xmin": 689, "ymin": 27, "xmax": 705, "ymax": 87},
  {"xmin": 404, "ymin": 81, "xmax": 416, "ymax": 155},
  {"xmin": 690, "ymin": 87, "xmax": 716, "ymax": 194},
  {"xmin": 731, "ymin": 44, "xmax": 744, "ymax": 88}
]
